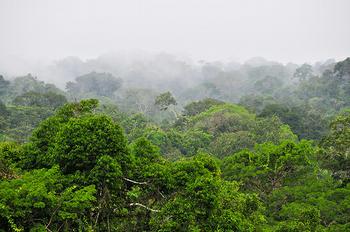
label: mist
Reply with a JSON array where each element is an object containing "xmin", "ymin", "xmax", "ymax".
[{"xmin": 1, "ymin": 0, "xmax": 349, "ymax": 68}]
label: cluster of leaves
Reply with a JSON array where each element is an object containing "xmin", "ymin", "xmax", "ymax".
[
  {"xmin": 66, "ymin": 71, "xmax": 122, "ymax": 99},
  {"xmin": 0, "ymin": 75, "xmax": 67, "ymax": 142},
  {"xmin": 221, "ymin": 139, "xmax": 350, "ymax": 231},
  {"xmin": 240, "ymin": 58, "xmax": 350, "ymax": 140},
  {"xmin": 140, "ymin": 100, "xmax": 296, "ymax": 159},
  {"xmin": 0, "ymin": 99, "xmax": 267, "ymax": 231},
  {"xmin": 1, "ymin": 74, "xmax": 64, "ymax": 103},
  {"xmin": 13, "ymin": 91, "xmax": 67, "ymax": 108}
]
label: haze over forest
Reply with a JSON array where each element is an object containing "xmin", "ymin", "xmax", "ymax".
[
  {"xmin": 1, "ymin": 0, "xmax": 350, "ymax": 68},
  {"xmin": 0, "ymin": 0, "xmax": 350, "ymax": 231},
  {"xmin": 1, "ymin": 0, "xmax": 349, "ymax": 88}
]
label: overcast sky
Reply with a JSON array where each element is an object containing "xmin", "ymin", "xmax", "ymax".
[{"xmin": 0, "ymin": 0, "xmax": 349, "ymax": 64}]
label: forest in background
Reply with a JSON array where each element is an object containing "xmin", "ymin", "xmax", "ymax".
[{"xmin": 0, "ymin": 55, "xmax": 349, "ymax": 231}]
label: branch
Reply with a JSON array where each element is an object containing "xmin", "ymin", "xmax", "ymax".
[
  {"xmin": 45, "ymin": 203, "xmax": 61, "ymax": 231},
  {"xmin": 170, "ymin": 105, "xmax": 179, "ymax": 120},
  {"xmin": 129, "ymin": 203, "xmax": 160, "ymax": 212},
  {"xmin": 123, "ymin": 177, "xmax": 148, "ymax": 185},
  {"xmin": 158, "ymin": 189, "xmax": 165, "ymax": 199}
]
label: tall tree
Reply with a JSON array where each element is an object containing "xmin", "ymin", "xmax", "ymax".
[
  {"xmin": 155, "ymin": 91, "xmax": 178, "ymax": 118},
  {"xmin": 0, "ymin": 75, "xmax": 10, "ymax": 97}
]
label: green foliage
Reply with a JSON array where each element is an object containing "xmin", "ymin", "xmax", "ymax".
[
  {"xmin": 130, "ymin": 137, "xmax": 162, "ymax": 179},
  {"xmin": 0, "ymin": 75, "xmax": 10, "ymax": 97},
  {"xmin": 0, "ymin": 166, "xmax": 96, "ymax": 231},
  {"xmin": 239, "ymin": 94, "xmax": 277, "ymax": 114},
  {"xmin": 66, "ymin": 71, "xmax": 122, "ymax": 99},
  {"xmin": 253, "ymin": 116, "xmax": 298, "ymax": 144},
  {"xmin": 0, "ymin": 75, "xmax": 67, "ymax": 142},
  {"xmin": 321, "ymin": 109, "xmax": 350, "ymax": 183},
  {"xmin": 155, "ymin": 91, "xmax": 177, "ymax": 111},
  {"xmin": 178, "ymin": 103, "xmax": 296, "ymax": 158},
  {"xmin": 293, "ymin": 63, "xmax": 314, "ymax": 81},
  {"xmin": 276, "ymin": 203, "xmax": 321, "ymax": 231},
  {"xmin": 209, "ymin": 131, "xmax": 255, "ymax": 158},
  {"xmin": 0, "ymin": 142, "xmax": 23, "ymax": 179},
  {"xmin": 180, "ymin": 129, "xmax": 212, "ymax": 155},
  {"xmin": 52, "ymin": 114, "xmax": 129, "ymax": 175},
  {"xmin": 109, "ymin": 110, "xmax": 151, "ymax": 141},
  {"xmin": 3, "ymin": 105, "xmax": 54, "ymax": 143},
  {"xmin": 183, "ymin": 98, "xmax": 224, "ymax": 116},
  {"xmin": 130, "ymin": 137, "xmax": 160, "ymax": 163},
  {"xmin": 334, "ymin": 57, "xmax": 350, "ymax": 77},
  {"xmin": 0, "ymin": 100, "xmax": 8, "ymax": 116},
  {"xmin": 0, "ymin": 101, "xmax": 9, "ymax": 133},
  {"xmin": 238, "ymin": 58, "xmax": 350, "ymax": 140},
  {"xmin": 182, "ymin": 82, "xmax": 222, "ymax": 102},
  {"xmin": 5, "ymin": 74, "xmax": 63, "ymax": 102},
  {"xmin": 189, "ymin": 103, "xmax": 254, "ymax": 136},
  {"xmin": 13, "ymin": 91, "xmax": 67, "ymax": 108},
  {"xmin": 117, "ymin": 88, "xmax": 159, "ymax": 116},
  {"xmin": 222, "ymin": 140, "xmax": 316, "ymax": 196},
  {"xmin": 254, "ymin": 75, "xmax": 283, "ymax": 95},
  {"xmin": 27, "ymin": 99, "xmax": 99, "ymax": 168},
  {"xmin": 267, "ymin": 172, "xmax": 350, "ymax": 230},
  {"xmin": 150, "ymin": 154, "xmax": 265, "ymax": 231},
  {"xmin": 143, "ymin": 125, "xmax": 172, "ymax": 153}
]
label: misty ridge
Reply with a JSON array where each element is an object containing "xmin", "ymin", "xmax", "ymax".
[
  {"xmin": 0, "ymin": 51, "xmax": 337, "ymax": 104},
  {"xmin": 1, "ymin": 50, "xmax": 348, "ymax": 142}
]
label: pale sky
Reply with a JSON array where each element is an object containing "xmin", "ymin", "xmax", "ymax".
[{"xmin": 0, "ymin": 0, "xmax": 349, "ymax": 64}]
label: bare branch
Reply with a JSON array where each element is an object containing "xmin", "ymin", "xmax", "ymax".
[
  {"xmin": 158, "ymin": 189, "xmax": 165, "ymax": 199},
  {"xmin": 129, "ymin": 203, "xmax": 160, "ymax": 212},
  {"xmin": 123, "ymin": 177, "xmax": 148, "ymax": 185}
]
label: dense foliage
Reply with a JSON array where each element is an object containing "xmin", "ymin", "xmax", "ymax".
[{"xmin": 0, "ymin": 57, "xmax": 349, "ymax": 231}]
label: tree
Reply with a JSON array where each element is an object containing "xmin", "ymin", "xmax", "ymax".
[
  {"xmin": 253, "ymin": 75, "xmax": 283, "ymax": 95},
  {"xmin": 24, "ymin": 99, "xmax": 136, "ymax": 230},
  {"xmin": 119, "ymin": 88, "xmax": 158, "ymax": 115},
  {"xmin": 0, "ymin": 100, "xmax": 8, "ymax": 117},
  {"xmin": 155, "ymin": 91, "xmax": 178, "ymax": 119},
  {"xmin": 27, "ymin": 99, "xmax": 99, "ymax": 168},
  {"xmin": 7, "ymin": 74, "xmax": 63, "ymax": 101},
  {"xmin": 13, "ymin": 91, "xmax": 67, "ymax": 108},
  {"xmin": 252, "ymin": 116, "xmax": 298, "ymax": 144},
  {"xmin": 66, "ymin": 72, "xmax": 122, "ymax": 99},
  {"xmin": 183, "ymin": 98, "xmax": 224, "ymax": 116},
  {"xmin": 0, "ymin": 75, "xmax": 10, "ymax": 97},
  {"xmin": 266, "ymin": 173, "xmax": 350, "ymax": 231},
  {"xmin": 274, "ymin": 203, "xmax": 321, "ymax": 232},
  {"xmin": 334, "ymin": 57, "xmax": 350, "ymax": 78},
  {"xmin": 0, "ymin": 166, "xmax": 96, "ymax": 231},
  {"xmin": 221, "ymin": 140, "xmax": 316, "ymax": 197},
  {"xmin": 155, "ymin": 91, "xmax": 177, "ymax": 110},
  {"xmin": 209, "ymin": 131, "xmax": 255, "ymax": 158},
  {"xmin": 149, "ymin": 154, "xmax": 265, "ymax": 231},
  {"xmin": 239, "ymin": 94, "xmax": 277, "ymax": 114},
  {"xmin": 321, "ymin": 109, "xmax": 350, "ymax": 183},
  {"xmin": 50, "ymin": 111, "xmax": 131, "ymax": 229},
  {"xmin": 52, "ymin": 114, "xmax": 129, "ymax": 175},
  {"xmin": 0, "ymin": 141, "xmax": 23, "ymax": 179},
  {"xmin": 3, "ymin": 105, "xmax": 54, "ymax": 143},
  {"xmin": 182, "ymin": 82, "xmax": 222, "ymax": 101},
  {"xmin": 188, "ymin": 103, "xmax": 254, "ymax": 135},
  {"xmin": 259, "ymin": 104, "xmax": 305, "ymax": 138},
  {"xmin": 293, "ymin": 64, "xmax": 313, "ymax": 81}
]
